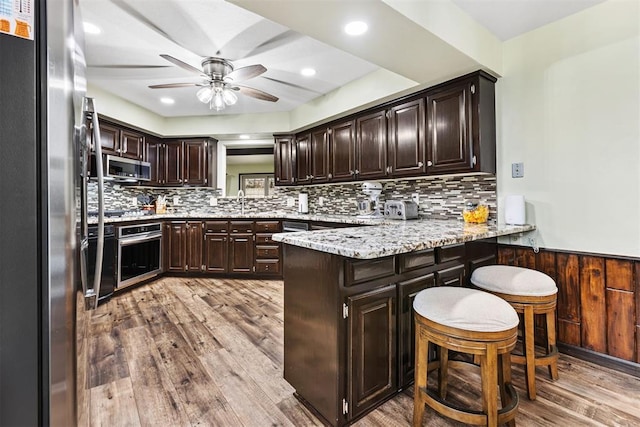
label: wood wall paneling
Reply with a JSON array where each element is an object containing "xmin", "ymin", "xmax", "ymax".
[
  {"xmin": 515, "ymin": 247, "xmax": 536, "ymax": 268},
  {"xmin": 497, "ymin": 247, "xmax": 515, "ymax": 265},
  {"xmin": 606, "ymin": 259, "xmax": 635, "ymax": 292},
  {"xmin": 606, "ymin": 289, "xmax": 636, "ymax": 361},
  {"xmin": 556, "ymin": 253, "xmax": 581, "ymax": 324},
  {"xmin": 579, "ymin": 256, "xmax": 607, "ymax": 353}
]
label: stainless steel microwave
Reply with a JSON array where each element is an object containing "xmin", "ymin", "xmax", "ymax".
[{"xmin": 91, "ymin": 154, "xmax": 151, "ymax": 182}]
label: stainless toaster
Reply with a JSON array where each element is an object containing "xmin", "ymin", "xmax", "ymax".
[{"xmin": 383, "ymin": 200, "xmax": 419, "ymax": 220}]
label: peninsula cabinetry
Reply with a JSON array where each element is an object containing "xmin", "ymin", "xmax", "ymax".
[{"xmin": 282, "ymin": 238, "xmax": 496, "ymax": 426}]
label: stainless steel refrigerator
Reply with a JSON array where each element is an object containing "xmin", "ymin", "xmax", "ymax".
[{"xmin": 0, "ymin": 0, "xmax": 92, "ymax": 424}]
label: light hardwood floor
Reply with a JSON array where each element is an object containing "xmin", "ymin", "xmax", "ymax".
[{"xmin": 77, "ymin": 277, "xmax": 640, "ymax": 426}]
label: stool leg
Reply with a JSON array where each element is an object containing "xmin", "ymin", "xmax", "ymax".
[
  {"xmin": 499, "ymin": 353, "xmax": 516, "ymax": 427},
  {"xmin": 481, "ymin": 344, "xmax": 498, "ymax": 427},
  {"xmin": 546, "ymin": 309, "xmax": 559, "ymax": 381},
  {"xmin": 438, "ymin": 346, "xmax": 449, "ymax": 399},
  {"xmin": 413, "ymin": 327, "xmax": 428, "ymax": 426},
  {"xmin": 523, "ymin": 305, "xmax": 537, "ymax": 400}
]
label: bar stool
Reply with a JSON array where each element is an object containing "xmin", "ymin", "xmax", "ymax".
[
  {"xmin": 413, "ymin": 287, "xmax": 520, "ymax": 427},
  {"xmin": 471, "ymin": 265, "xmax": 559, "ymax": 400}
]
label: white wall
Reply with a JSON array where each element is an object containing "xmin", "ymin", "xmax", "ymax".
[{"xmin": 497, "ymin": 0, "xmax": 640, "ymax": 257}]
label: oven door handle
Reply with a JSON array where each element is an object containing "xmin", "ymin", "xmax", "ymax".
[{"xmin": 119, "ymin": 233, "xmax": 162, "ymax": 246}]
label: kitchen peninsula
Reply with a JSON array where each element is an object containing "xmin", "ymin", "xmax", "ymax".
[{"xmin": 271, "ymin": 219, "xmax": 534, "ymax": 426}]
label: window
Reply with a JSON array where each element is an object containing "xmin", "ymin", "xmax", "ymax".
[{"xmin": 240, "ymin": 173, "xmax": 275, "ymax": 197}]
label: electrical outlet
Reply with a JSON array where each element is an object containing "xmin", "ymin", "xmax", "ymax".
[
  {"xmin": 287, "ymin": 197, "xmax": 295, "ymax": 207},
  {"xmin": 411, "ymin": 193, "xmax": 420, "ymax": 205},
  {"xmin": 209, "ymin": 196, "xmax": 217, "ymax": 206},
  {"xmin": 318, "ymin": 197, "xmax": 324, "ymax": 206},
  {"xmin": 512, "ymin": 162, "xmax": 524, "ymax": 178}
]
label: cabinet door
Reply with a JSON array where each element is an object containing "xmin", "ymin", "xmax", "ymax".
[
  {"xmin": 185, "ymin": 221, "xmax": 203, "ymax": 272},
  {"xmin": 330, "ymin": 120, "xmax": 356, "ymax": 182},
  {"xmin": 204, "ymin": 234, "xmax": 228, "ymax": 273},
  {"xmin": 146, "ymin": 139, "xmax": 166, "ymax": 185},
  {"xmin": 310, "ymin": 128, "xmax": 330, "ymax": 183},
  {"xmin": 398, "ymin": 274, "xmax": 435, "ymax": 388},
  {"xmin": 183, "ymin": 140, "xmax": 207, "ymax": 186},
  {"xmin": 98, "ymin": 122, "xmax": 119, "ymax": 155},
  {"xmin": 388, "ymin": 99, "xmax": 426, "ymax": 177},
  {"xmin": 120, "ymin": 129, "xmax": 144, "ymax": 160},
  {"xmin": 426, "ymin": 82, "xmax": 474, "ymax": 174},
  {"xmin": 295, "ymin": 134, "xmax": 311, "ymax": 185},
  {"xmin": 274, "ymin": 136, "xmax": 295, "ymax": 185},
  {"xmin": 229, "ymin": 233, "xmax": 254, "ymax": 273},
  {"xmin": 356, "ymin": 110, "xmax": 388, "ymax": 180},
  {"xmin": 348, "ymin": 284, "xmax": 397, "ymax": 419},
  {"xmin": 165, "ymin": 141, "xmax": 183, "ymax": 186},
  {"xmin": 435, "ymin": 263, "xmax": 465, "ymax": 287},
  {"xmin": 165, "ymin": 222, "xmax": 186, "ymax": 272}
]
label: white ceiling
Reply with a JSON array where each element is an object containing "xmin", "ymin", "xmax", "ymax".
[{"xmin": 80, "ymin": 0, "xmax": 604, "ymax": 119}]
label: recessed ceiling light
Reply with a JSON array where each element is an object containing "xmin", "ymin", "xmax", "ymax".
[
  {"xmin": 83, "ymin": 22, "xmax": 101, "ymax": 35},
  {"xmin": 301, "ymin": 68, "xmax": 316, "ymax": 77},
  {"xmin": 160, "ymin": 97, "xmax": 175, "ymax": 105},
  {"xmin": 344, "ymin": 21, "xmax": 368, "ymax": 36},
  {"xmin": 239, "ymin": 134, "xmax": 250, "ymax": 140}
]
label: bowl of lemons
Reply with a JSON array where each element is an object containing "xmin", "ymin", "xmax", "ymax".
[{"xmin": 462, "ymin": 202, "xmax": 489, "ymax": 223}]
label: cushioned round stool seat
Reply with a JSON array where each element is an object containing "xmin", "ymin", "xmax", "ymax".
[
  {"xmin": 471, "ymin": 265, "xmax": 557, "ymax": 297},
  {"xmin": 471, "ymin": 265, "xmax": 560, "ymax": 401},
  {"xmin": 412, "ymin": 287, "xmax": 520, "ymax": 427},
  {"xmin": 414, "ymin": 287, "xmax": 519, "ymax": 332}
]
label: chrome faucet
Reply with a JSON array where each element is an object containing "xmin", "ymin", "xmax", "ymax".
[{"xmin": 237, "ymin": 189, "xmax": 245, "ymax": 215}]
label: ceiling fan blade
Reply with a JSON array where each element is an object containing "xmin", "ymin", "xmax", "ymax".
[
  {"xmin": 149, "ymin": 83, "xmax": 203, "ymax": 89},
  {"xmin": 261, "ymin": 76, "xmax": 323, "ymax": 94},
  {"xmin": 160, "ymin": 54, "xmax": 206, "ymax": 76},
  {"xmin": 234, "ymin": 85, "xmax": 279, "ymax": 102},
  {"xmin": 224, "ymin": 64, "xmax": 267, "ymax": 83},
  {"xmin": 89, "ymin": 64, "xmax": 172, "ymax": 69}
]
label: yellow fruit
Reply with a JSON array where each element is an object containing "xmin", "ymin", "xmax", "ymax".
[{"xmin": 463, "ymin": 204, "xmax": 488, "ymax": 223}]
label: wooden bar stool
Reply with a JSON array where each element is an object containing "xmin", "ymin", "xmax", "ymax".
[
  {"xmin": 471, "ymin": 265, "xmax": 559, "ymax": 400},
  {"xmin": 413, "ymin": 287, "xmax": 520, "ymax": 427}
]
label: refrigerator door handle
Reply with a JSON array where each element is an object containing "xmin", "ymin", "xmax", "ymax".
[{"xmin": 82, "ymin": 97, "xmax": 104, "ymax": 310}]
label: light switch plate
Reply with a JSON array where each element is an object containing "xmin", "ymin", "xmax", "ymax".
[
  {"xmin": 209, "ymin": 197, "xmax": 217, "ymax": 206},
  {"xmin": 411, "ymin": 193, "xmax": 420, "ymax": 205},
  {"xmin": 131, "ymin": 196, "xmax": 138, "ymax": 207},
  {"xmin": 512, "ymin": 162, "xmax": 524, "ymax": 178},
  {"xmin": 287, "ymin": 197, "xmax": 295, "ymax": 207},
  {"xmin": 318, "ymin": 197, "xmax": 324, "ymax": 206}
]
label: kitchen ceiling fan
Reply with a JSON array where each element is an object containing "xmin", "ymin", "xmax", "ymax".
[{"xmin": 149, "ymin": 54, "xmax": 279, "ymax": 111}]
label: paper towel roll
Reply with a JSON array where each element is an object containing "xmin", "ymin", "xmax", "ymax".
[
  {"xmin": 505, "ymin": 195, "xmax": 525, "ymax": 225},
  {"xmin": 298, "ymin": 193, "xmax": 308, "ymax": 213}
]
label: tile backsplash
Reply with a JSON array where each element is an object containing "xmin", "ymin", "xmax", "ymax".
[{"xmin": 88, "ymin": 174, "xmax": 496, "ymax": 220}]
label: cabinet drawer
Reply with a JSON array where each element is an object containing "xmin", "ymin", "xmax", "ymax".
[
  {"xmin": 435, "ymin": 264, "xmax": 465, "ymax": 287},
  {"xmin": 230, "ymin": 221, "xmax": 254, "ymax": 234},
  {"xmin": 255, "ymin": 233, "xmax": 276, "ymax": 244},
  {"xmin": 256, "ymin": 245, "xmax": 280, "ymax": 259},
  {"xmin": 345, "ymin": 257, "xmax": 396, "ymax": 286},
  {"xmin": 399, "ymin": 249, "xmax": 435, "ymax": 273},
  {"xmin": 204, "ymin": 220, "xmax": 228, "ymax": 234},
  {"xmin": 255, "ymin": 259, "xmax": 280, "ymax": 275},
  {"xmin": 436, "ymin": 243, "xmax": 465, "ymax": 263},
  {"xmin": 255, "ymin": 220, "xmax": 281, "ymax": 233}
]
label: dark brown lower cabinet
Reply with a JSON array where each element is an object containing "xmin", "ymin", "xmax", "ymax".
[
  {"xmin": 204, "ymin": 233, "xmax": 228, "ymax": 273},
  {"xmin": 229, "ymin": 233, "xmax": 254, "ymax": 273},
  {"xmin": 185, "ymin": 221, "xmax": 203, "ymax": 272},
  {"xmin": 435, "ymin": 263, "xmax": 465, "ymax": 287},
  {"xmin": 397, "ymin": 273, "xmax": 435, "ymax": 388},
  {"xmin": 164, "ymin": 222, "xmax": 186, "ymax": 272},
  {"xmin": 348, "ymin": 284, "xmax": 397, "ymax": 419}
]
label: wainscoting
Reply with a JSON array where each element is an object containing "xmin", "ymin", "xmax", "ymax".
[{"xmin": 498, "ymin": 245, "xmax": 640, "ymax": 376}]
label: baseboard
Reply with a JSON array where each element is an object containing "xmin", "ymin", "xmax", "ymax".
[{"xmin": 558, "ymin": 343, "xmax": 640, "ymax": 378}]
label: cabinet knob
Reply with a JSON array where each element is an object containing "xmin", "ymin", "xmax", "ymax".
[
  {"xmin": 355, "ymin": 169, "xmax": 360, "ymax": 175},
  {"xmin": 386, "ymin": 166, "xmax": 392, "ymax": 174},
  {"xmin": 427, "ymin": 160, "xmax": 433, "ymax": 167},
  {"xmin": 418, "ymin": 161, "xmax": 424, "ymax": 168},
  {"xmin": 276, "ymin": 177, "xmax": 280, "ymax": 181},
  {"xmin": 309, "ymin": 175, "xmax": 314, "ymax": 179},
  {"xmin": 328, "ymin": 173, "xmax": 332, "ymax": 179},
  {"xmin": 350, "ymin": 170, "xmax": 355, "ymax": 176},
  {"xmin": 472, "ymin": 155, "xmax": 477, "ymax": 166}
]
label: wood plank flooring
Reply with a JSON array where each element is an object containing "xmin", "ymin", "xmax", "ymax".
[{"xmin": 77, "ymin": 277, "xmax": 640, "ymax": 426}]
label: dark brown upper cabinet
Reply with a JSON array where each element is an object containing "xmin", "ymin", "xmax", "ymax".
[
  {"xmin": 426, "ymin": 72, "xmax": 496, "ymax": 175},
  {"xmin": 274, "ymin": 135, "xmax": 295, "ymax": 185},
  {"xmin": 183, "ymin": 139, "xmax": 208, "ymax": 186},
  {"xmin": 387, "ymin": 99, "xmax": 426, "ymax": 177},
  {"xmin": 329, "ymin": 120, "xmax": 356, "ymax": 182},
  {"xmin": 97, "ymin": 121, "xmax": 144, "ymax": 160},
  {"xmin": 294, "ymin": 133, "xmax": 312, "ymax": 185},
  {"xmin": 355, "ymin": 109, "xmax": 388, "ymax": 180},
  {"xmin": 148, "ymin": 139, "xmax": 211, "ymax": 187},
  {"xmin": 309, "ymin": 128, "xmax": 331, "ymax": 184},
  {"xmin": 165, "ymin": 141, "xmax": 183, "ymax": 186},
  {"xmin": 146, "ymin": 137, "xmax": 165, "ymax": 186}
]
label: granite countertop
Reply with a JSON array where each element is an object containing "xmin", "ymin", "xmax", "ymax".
[{"xmin": 271, "ymin": 219, "xmax": 535, "ymax": 259}]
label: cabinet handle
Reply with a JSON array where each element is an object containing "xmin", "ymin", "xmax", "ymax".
[
  {"xmin": 309, "ymin": 175, "xmax": 314, "ymax": 179},
  {"xmin": 349, "ymin": 170, "xmax": 354, "ymax": 176},
  {"xmin": 328, "ymin": 173, "xmax": 332, "ymax": 179},
  {"xmin": 355, "ymin": 169, "xmax": 360, "ymax": 175},
  {"xmin": 276, "ymin": 177, "xmax": 280, "ymax": 181},
  {"xmin": 472, "ymin": 155, "xmax": 477, "ymax": 166},
  {"xmin": 470, "ymin": 84, "xmax": 476, "ymax": 94},
  {"xmin": 185, "ymin": 179, "xmax": 188, "ymax": 183},
  {"xmin": 386, "ymin": 166, "xmax": 392, "ymax": 174},
  {"xmin": 427, "ymin": 160, "xmax": 433, "ymax": 167},
  {"xmin": 418, "ymin": 161, "xmax": 424, "ymax": 168}
]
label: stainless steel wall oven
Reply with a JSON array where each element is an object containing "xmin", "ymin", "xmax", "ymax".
[{"xmin": 117, "ymin": 222, "xmax": 162, "ymax": 289}]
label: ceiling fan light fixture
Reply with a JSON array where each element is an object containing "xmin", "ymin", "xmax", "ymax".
[
  {"xmin": 223, "ymin": 88, "xmax": 238, "ymax": 105},
  {"xmin": 212, "ymin": 90, "xmax": 225, "ymax": 111},
  {"xmin": 196, "ymin": 86, "xmax": 213, "ymax": 103}
]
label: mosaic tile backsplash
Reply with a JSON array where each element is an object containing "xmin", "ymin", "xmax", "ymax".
[{"xmin": 88, "ymin": 174, "xmax": 496, "ymax": 221}]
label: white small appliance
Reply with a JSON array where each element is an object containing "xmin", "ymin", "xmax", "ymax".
[
  {"xmin": 357, "ymin": 181, "xmax": 383, "ymax": 218},
  {"xmin": 504, "ymin": 195, "xmax": 526, "ymax": 225},
  {"xmin": 384, "ymin": 201, "xmax": 419, "ymax": 220},
  {"xmin": 298, "ymin": 193, "xmax": 309, "ymax": 214}
]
